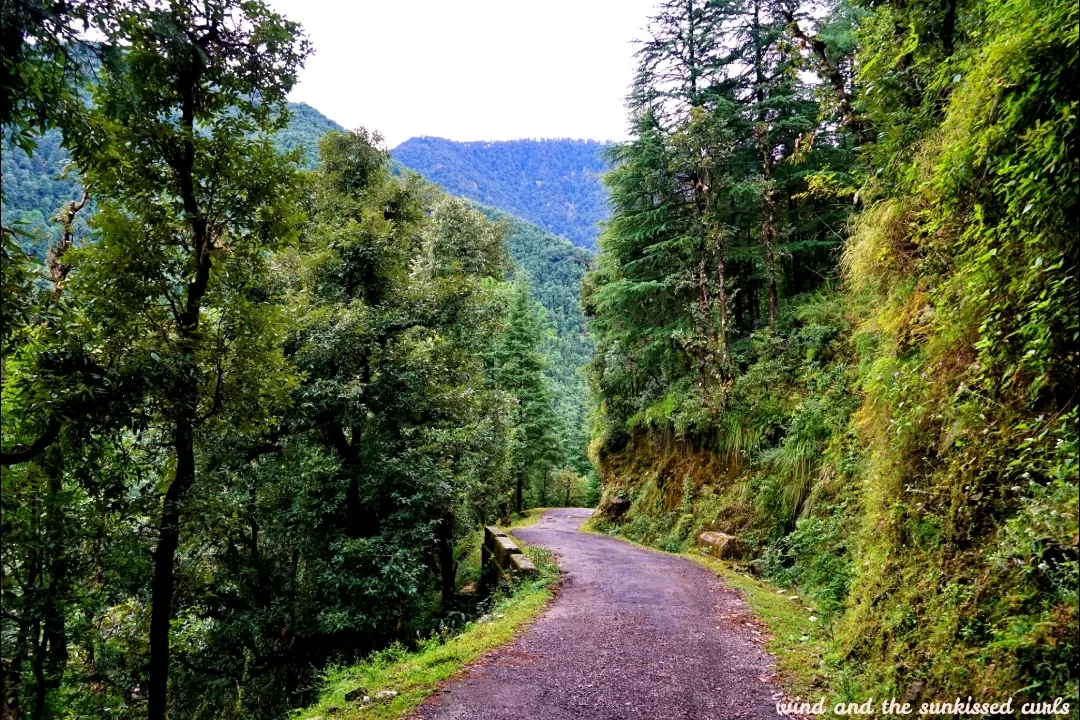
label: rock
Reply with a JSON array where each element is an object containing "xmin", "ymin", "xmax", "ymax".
[
  {"xmin": 901, "ymin": 680, "xmax": 926, "ymax": 705},
  {"xmin": 344, "ymin": 686, "xmax": 368, "ymax": 702},
  {"xmin": 597, "ymin": 494, "xmax": 631, "ymax": 520},
  {"xmin": 477, "ymin": 614, "xmax": 493, "ymax": 624},
  {"xmin": 697, "ymin": 531, "xmax": 749, "ymax": 560},
  {"xmin": 374, "ymin": 689, "xmax": 398, "ymax": 701}
]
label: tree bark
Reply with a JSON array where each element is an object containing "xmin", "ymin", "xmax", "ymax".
[
  {"xmin": 781, "ymin": 7, "xmax": 874, "ymax": 146},
  {"xmin": 437, "ymin": 513, "xmax": 456, "ymax": 604},
  {"xmin": 754, "ymin": 125, "xmax": 779, "ymax": 333},
  {"xmin": 714, "ymin": 236, "xmax": 730, "ymax": 364},
  {"xmin": 148, "ymin": 409, "xmax": 197, "ymax": 720},
  {"xmin": 696, "ymin": 252, "xmax": 714, "ymax": 394},
  {"xmin": 148, "ymin": 65, "xmax": 212, "ymax": 720},
  {"xmin": 761, "ymin": 189, "xmax": 778, "ymax": 333}
]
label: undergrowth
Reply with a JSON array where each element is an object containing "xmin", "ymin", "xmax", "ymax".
[{"xmin": 294, "ymin": 518, "xmax": 560, "ymax": 720}]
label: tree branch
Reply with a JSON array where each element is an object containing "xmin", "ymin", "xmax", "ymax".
[
  {"xmin": 781, "ymin": 9, "xmax": 873, "ymax": 146},
  {"xmin": 1, "ymin": 418, "xmax": 62, "ymax": 466}
]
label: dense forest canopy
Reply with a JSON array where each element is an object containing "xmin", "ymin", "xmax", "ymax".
[
  {"xmin": 0, "ymin": 2, "xmax": 594, "ymax": 718},
  {"xmin": 391, "ymin": 136, "xmax": 610, "ymax": 250},
  {"xmin": 1, "ymin": 106, "xmax": 596, "ymax": 480},
  {"xmin": 2, "ymin": 109, "xmax": 595, "ymax": 463},
  {"xmin": 588, "ymin": 0, "xmax": 1076, "ymax": 705}
]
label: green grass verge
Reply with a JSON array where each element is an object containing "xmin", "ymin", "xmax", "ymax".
[
  {"xmin": 687, "ymin": 553, "xmax": 830, "ymax": 697},
  {"xmin": 293, "ymin": 521, "xmax": 559, "ymax": 720},
  {"xmin": 504, "ymin": 507, "xmax": 551, "ymax": 530}
]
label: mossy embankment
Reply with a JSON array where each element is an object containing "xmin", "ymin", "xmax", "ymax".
[{"xmin": 590, "ymin": 283, "xmax": 1077, "ymax": 709}]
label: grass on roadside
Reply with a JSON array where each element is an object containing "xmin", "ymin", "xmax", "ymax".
[
  {"xmin": 688, "ymin": 553, "xmax": 830, "ymax": 698},
  {"xmin": 293, "ymin": 518, "xmax": 559, "ymax": 720}
]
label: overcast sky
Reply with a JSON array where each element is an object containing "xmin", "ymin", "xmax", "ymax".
[{"xmin": 266, "ymin": 0, "xmax": 657, "ymax": 148}]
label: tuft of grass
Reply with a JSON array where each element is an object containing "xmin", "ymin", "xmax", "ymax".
[
  {"xmin": 504, "ymin": 507, "xmax": 551, "ymax": 530},
  {"xmin": 293, "ymin": 541, "xmax": 559, "ymax": 720}
]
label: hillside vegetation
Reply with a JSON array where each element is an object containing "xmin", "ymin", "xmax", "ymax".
[
  {"xmin": 0, "ymin": 4, "xmax": 592, "ymax": 718},
  {"xmin": 480, "ymin": 208, "xmax": 595, "ymax": 480},
  {"xmin": 2, "ymin": 104, "xmax": 595, "ymax": 483},
  {"xmin": 1, "ymin": 102, "xmax": 340, "ymax": 258},
  {"xmin": 392, "ymin": 137, "xmax": 610, "ymax": 250},
  {"xmin": 587, "ymin": 0, "xmax": 1077, "ymax": 705}
]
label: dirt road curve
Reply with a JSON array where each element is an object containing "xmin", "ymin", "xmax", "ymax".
[{"xmin": 413, "ymin": 508, "xmax": 780, "ymax": 720}]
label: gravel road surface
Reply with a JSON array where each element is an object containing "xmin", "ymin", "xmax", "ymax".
[{"xmin": 412, "ymin": 508, "xmax": 780, "ymax": 720}]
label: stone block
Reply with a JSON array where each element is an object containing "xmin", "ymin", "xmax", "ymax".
[
  {"xmin": 508, "ymin": 553, "xmax": 539, "ymax": 577},
  {"xmin": 698, "ymin": 531, "xmax": 749, "ymax": 560}
]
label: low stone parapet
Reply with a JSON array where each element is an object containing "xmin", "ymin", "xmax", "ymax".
[{"xmin": 481, "ymin": 525, "xmax": 538, "ymax": 590}]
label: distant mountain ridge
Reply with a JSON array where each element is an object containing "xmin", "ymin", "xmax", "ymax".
[{"xmin": 392, "ymin": 137, "xmax": 610, "ymax": 250}]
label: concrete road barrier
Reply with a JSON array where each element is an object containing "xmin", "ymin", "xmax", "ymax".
[{"xmin": 481, "ymin": 525, "xmax": 538, "ymax": 591}]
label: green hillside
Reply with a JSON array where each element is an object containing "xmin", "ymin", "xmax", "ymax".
[
  {"xmin": 1, "ymin": 102, "xmax": 341, "ymax": 257},
  {"xmin": 391, "ymin": 137, "xmax": 610, "ymax": 250},
  {"xmin": 478, "ymin": 207, "xmax": 594, "ymax": 474}
]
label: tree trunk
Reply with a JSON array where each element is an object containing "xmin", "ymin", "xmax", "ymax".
[
  {"xmin": 758, "ymin": 128, "xmax": 778, "ymax": 333},
  {"xmin": 148, "ymin": 410, "xmax": 197, "ymax": 720},
  {"xmin": 30, "ymin": 617, "xmax": 45, "ymax": 720},
  {"xmin": 751, "ymin": 1, "xmax": 779, "ymax": 333},
  {"xmin": 147, "ymin": 68, "xmax": 211, "ymax": 719},
  {"xmin": 696, "ymin": 254, "xmax": 712, "ymax": 395},
  {"xmin": 713, "ymin": 232, "xmax": 730, "ymax": 365},
  {"xmin": 761, "ymin": 185, "xmax": 778, "ymax": 333},
  {"xmin": 437, "ymin": 514, "xmax": 456, "ymax": 604}
]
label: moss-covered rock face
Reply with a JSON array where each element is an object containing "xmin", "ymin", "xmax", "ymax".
[
  {"xmin": 589, "ymin": 0, "xmax": 1077, "ymax": 704},
  {"xmin": 832, "ymin": 0, "xmax": 1078, "ymax": 699}
]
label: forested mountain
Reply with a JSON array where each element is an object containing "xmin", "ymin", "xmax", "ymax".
[
  {"xmin": 480, "ymin": 207, "xmax": 594, "ymax": 478},
  {"xmin": 392, "ymin": 137, "xmax": 610, "ymax": 250},
  {"xmin": 589, "ymin": 0, "xmax": 1076, "ymax": 706},
  {"xmin": 272, "ymin": 101, "xmax": 346, "ymax": 167},
  {"xmin": 1, "ymin": 102, "xmax": 340, "ymax": 257}
]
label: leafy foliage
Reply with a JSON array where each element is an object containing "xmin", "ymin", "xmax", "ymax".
[
  {"xmin": 480, "ymin": 208, "xmax": 594, "ymax": 476},
  {"xmin": 1, "ymin": 101, "xmax": 338, "ymax": 257},
  {"xmin": 0, "ymin": 8, "xmax": 585, "ymax": 720},
  {"xmin": 589, "ymin": 0, "xmax": 1077, "ymax": 704}
]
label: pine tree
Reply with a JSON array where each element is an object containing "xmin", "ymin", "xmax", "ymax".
[
  {"xmin": 494, "ymin": 277, "xmax": 561, "ymax": 511},
  {"xmin": 587, "ymin": 0, "xmax": 857, "ymax": 444}
]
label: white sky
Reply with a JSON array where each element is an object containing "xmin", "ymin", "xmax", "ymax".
[{"xmin": 267, "ymin": 0, "xmax": 658, "ymax": 148}]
